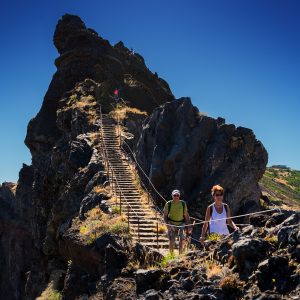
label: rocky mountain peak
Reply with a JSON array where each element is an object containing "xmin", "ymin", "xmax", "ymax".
[
  {"xmin": 54, "ymin": 14, "xmax": 90, "ymax": 54},
  {"xmin": 25, "ymin": 14, "xmax": 174, "ymax": 156},
  {"xmin": 1, "ymin": 14, "xmax": 298, "ymax": 300}
]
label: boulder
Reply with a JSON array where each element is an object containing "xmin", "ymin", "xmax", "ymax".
[
  {"xmin": 105, "ymin": 277, "xmax": 137, "ymax": 300},
  {"xmin": 135, "ymin": 269, "xmax": 165, "ymax": 293},
  {"xmin": 255, "ymin": 256, "xmax": 293, "ymax": 293},
  {"xmin": 232, "ymin": 238, "xmax": 270, "ymax": 279}
]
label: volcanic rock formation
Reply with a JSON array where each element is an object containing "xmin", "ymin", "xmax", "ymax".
[
  {"xmin": 0, "ymin": 14, "xmax": 286, "ymax": 300},
  {"xmin": 135, "ymin": 98, "xmax": 268, "ymax": 216}
]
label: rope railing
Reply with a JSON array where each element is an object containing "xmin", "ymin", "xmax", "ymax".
[
  {"xmin": 99, "ymin": 104, "xmax": 282, "ymax": 251},
  {"xmin": 120, "ymin": 142, "xmax": 165, "ymax": 226},
  {"xmin": 121, "ymin": 140, "xmax": 205, "ymax": 223},
  {"xmin": 160, "ymin": 207, "xmax": 280, "ymax": 228},
  {"xmin": 122, "ymin": 140, "xmax": 167, "ymax": 205},
  {"xmin": 120, "ymin": 140, "xmax": 282, "ymax": 226}
]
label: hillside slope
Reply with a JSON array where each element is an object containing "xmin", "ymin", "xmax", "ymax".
[{"xmin": 260, "ymin": 166, "xmax": 300, "ymax": 209}]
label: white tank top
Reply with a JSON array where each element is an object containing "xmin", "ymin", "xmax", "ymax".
[{"xmin": 209, "ymin": 204, "xmax": 229, "ymax": 235}]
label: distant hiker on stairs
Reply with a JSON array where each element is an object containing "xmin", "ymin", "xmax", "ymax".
[{"xmin": 164, "ymin": 189, "xmax": 191, "ymax": 254}]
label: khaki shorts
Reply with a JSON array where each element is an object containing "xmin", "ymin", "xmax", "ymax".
[{"xmin": 168, "ymin": 223, "xmax": 186, "ymax": 242}]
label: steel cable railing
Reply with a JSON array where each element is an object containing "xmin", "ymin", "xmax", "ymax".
[
  {"xmin": 99, "ymin": 105, "xmax": 281, "ymax": 251},
  {"xmin": 98, "ymin": 105, "xmax": 143, "ymax": 240},
  {"xmin": 121, "ymin": 140, "xmax": 204, "ymax": 223}
]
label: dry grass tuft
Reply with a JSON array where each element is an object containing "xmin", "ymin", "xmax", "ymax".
[
  {"xmin": 219, "ymin": 274, "xmax": 242, "ymax": 294},
  {"xmin": 153, "ymin": 224, "xmax": 167, "ymax": 234},
  {"xmin": 206, "ymin": 261, "xmax": 223, "ymax": 279},
  {"xmin": 110, "ymin": 105, "xmax": 147, "ymax": 122},
  {"xmin": 77, "ymin": 207, "xmax": 130, "ymax": 245},
  {"xmin": 93, "ymin": 185, "xmax": 108, "ymax": 194}
]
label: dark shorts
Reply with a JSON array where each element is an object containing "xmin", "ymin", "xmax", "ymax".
[{"xmin": 168, "ymin": 223, "xmax": 186, "ymax": 242}]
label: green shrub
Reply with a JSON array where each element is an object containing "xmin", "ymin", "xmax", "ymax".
[
  {"xmin": 207, "ymin": 233, "xmax": 220, "ymax": 242},
  {"xmin": 160, "ymin": 252, "xmax": 176, "ymax": 268},
  {"xmin": 111, "ymin": 205, "xmax": 121, "ymax": 215},
  {"xmin": 109, "ymin": 221, "xmax": 129, "ymax": 234}
]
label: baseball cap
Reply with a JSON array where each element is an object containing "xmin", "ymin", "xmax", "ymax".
[{"xmin": 172, "ymin": 189, "xmax": 180, "ymax": 196}]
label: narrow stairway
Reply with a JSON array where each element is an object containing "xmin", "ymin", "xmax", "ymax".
[{"xmin": 101, "ymin": 115, "xmax": 169, "ymax": 250}]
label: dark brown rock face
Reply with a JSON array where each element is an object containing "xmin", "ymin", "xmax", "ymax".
[
  {"xmin": 0, "ymin": 13, "xmax": 277, "ymax": 300},
  {"xmin": 0, "ymin": 14, "xmax": 174, "ymax": 300},
  {"xmin": 136, "ymin": 98, "xmax": 268, "ymax": 216},
  {"xmin": 25, "ymin": 14, "xmax": 174, "ymax": 156}
]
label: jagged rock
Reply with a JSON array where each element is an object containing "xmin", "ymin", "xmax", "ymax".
[
  {"xmin": 136, "ymin": 98, "xmax": 267, "ymax": 216},
  {"xmin": 79, "ymin": 191, "xmax": 108, "ymax": 220},
  {"xmin": 255, "ymin": 256, "xmax": 294, "ymax": 293},
  {"xmin": 132, "ymin": 243, "xmax": 163, "ymax": 268},
  {"xmin": 213, "ymin": 239, "xmax": 232, "ymax": 264},
  {"xmin": 61, "ymin": 264, "xmax": 97, "ymax": 300},
  {"xmin": 232, "ymin": 238, "xmax": 271, "ymax": 279},
  {"xmin": 95, "ymin": 233, "xmax": 125, "ymax": 255},
  {"xmin": 279, "ymin": 213, "xmax": 300, "ymax": 227},
  {"xmin": 68, "ymin": 138, "xmax": 93, "ymax": 169},
  {"xmin": 105, "ymin": 277, "xmax": 136, "ymax": 300},
  {"xmin": 135, "ymin": 268, "xmax": 166, "ymax": 294},
  {"xmin": 277, "ymin": 225, "xmax": 298, "ymax": 247},
  {"xmin": 144, "ymin": 289, "xmax": 164, "ymax": 300},
  {"xmin": 287, "ymin": 227, "xmax": 300, "ymax": 262},
  {"xmin": 105, "ymin": 244, "xmax": 128, "ymax": 276},
  {"xmin": 249, "ymin": 214, "xmax": 269, "ymax": 227},
  {"xmin": 265, "ymin": 212, "xmax": 286, "ymax": 228}
]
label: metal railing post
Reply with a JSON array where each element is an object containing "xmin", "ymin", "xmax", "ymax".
[
  {"xmin": 119, "ymin": 189, "xmax": 122, "ymax": 215},
  {"xmin": 127, "ymin": 205, "xmax": 130, "ymax": 231},
  {"xmin": 138, "ymin": 217, "xmax": 140, "ymax": 243},
  {"xmin": 156, "ymin": 222, "xmax": 159, "ymax": 249}
]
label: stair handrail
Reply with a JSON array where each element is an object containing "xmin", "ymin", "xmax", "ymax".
[
  {"xmin": 98, "ymin": 106, "xmax": 139, "ymax": 220},
  {"xmin": 121, "ymin": 140, "xmax": 204, "ymax": 223},
  {"xmin": 122, "ymin": 140, "xmax": 168, "ymax": 205},
  {"xmin": 119, "ymin": 143, "xmax": 164, "ymax": 222}
]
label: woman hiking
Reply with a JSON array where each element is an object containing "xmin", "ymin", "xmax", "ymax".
[{"xmin": 200, "ymin": 185, "xmax": 238, "ymax": 245}]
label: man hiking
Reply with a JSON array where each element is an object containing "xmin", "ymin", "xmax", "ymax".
[{"xmin": 164, "ymin": 189, "xmax": 192, "ymax": 254}]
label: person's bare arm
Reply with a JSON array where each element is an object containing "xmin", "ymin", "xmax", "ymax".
[
  {"xmin": 200, "ymin": 206, "xmax": 211, "ymax": 244},
  {"xmin": 184, "ymin": 209, "xmax": 192, "ymax": 234},
  {"xmin": 226, "ymin": 206, "xmax": 238, "ymax": 231}
]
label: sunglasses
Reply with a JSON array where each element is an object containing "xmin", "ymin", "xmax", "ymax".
[
  {"xmin": 215, "ymin": 193, "xmax": 223, "ymax": 197},
  {"xmin": 173, "ymin": 194, "xmax": 180, "ymax": 197}
]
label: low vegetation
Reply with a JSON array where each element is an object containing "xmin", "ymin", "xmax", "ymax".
[
  {"xmin": 75, "ymin": 207, "xmax": 130, "ymax": 245},
  {"xmin": 207, "ymin": 233, "xmax": 221, "ymax": 242},
  {"xmin": 153, "ymin": 224, "xmax": 167, "ymax": 234},
  {"xmin": 109, "ymin": 105, "xmax": 148, "ymax": 123}
]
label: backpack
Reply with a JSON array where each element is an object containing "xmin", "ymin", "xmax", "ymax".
[{"xmin": 167, "ymin": 200, "xmax": 186, "ymax": 222}]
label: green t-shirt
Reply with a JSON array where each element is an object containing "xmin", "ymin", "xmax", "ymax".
[{"xmin": 164, "ymin": 200, "xmax": 187, "ymax": 225}]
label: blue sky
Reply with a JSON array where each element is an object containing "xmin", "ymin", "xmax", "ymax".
[{"xmin": 0, "ymin": 0, "xmax": 299, "ymax": 183}]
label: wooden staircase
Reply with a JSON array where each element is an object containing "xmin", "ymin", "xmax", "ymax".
[{"xmin": 100, "ymin": 115, "xmax": 169, "ymax": 250}]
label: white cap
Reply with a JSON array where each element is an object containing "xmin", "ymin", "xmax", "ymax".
[{"xmin": 172, "ymin": 189, "xmax": 180, "ymax": 196}]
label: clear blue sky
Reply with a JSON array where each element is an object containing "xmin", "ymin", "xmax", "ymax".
[{"xmin": 0, "ymin": 0, "xmax": 299, "ymax": 183}]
